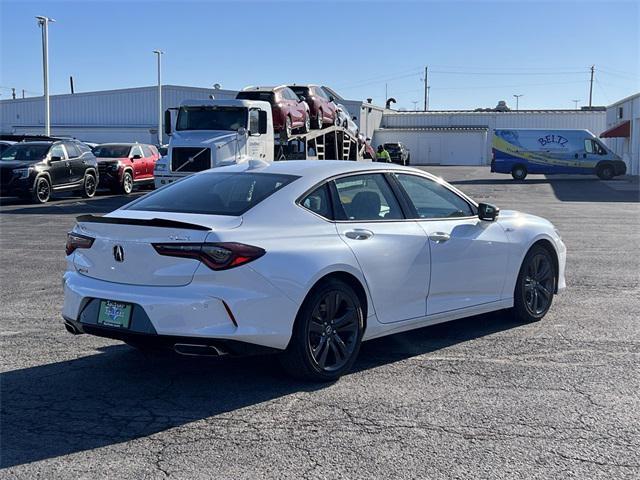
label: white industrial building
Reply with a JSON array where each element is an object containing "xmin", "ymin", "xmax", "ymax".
[
  {"xmin": 600, "ymin": 93, "xmax": 639, "ymax": 176},
  {"xmin": 373, "ymin": 109, "xmax": 607, "ymax": 166},
  {"xmin": 3, "ymin": 85, "xmax": 631, "ymax": 171}
]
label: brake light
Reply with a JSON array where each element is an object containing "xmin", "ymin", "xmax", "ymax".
[
  {"xmin": 152, "ymin": 242, "xmax": 265, "ymax": 270},
  {"xmin": 66, "ymin": 232, "xmax": 95, "ymax": 256}
]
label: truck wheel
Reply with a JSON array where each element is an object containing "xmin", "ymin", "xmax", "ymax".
[
  {"xmin": 120, "ymin": 171, "xmax": 133, "ymax": 194},
  {"xmin": 82, "ymin": 173, "xmax": 97, "ymax": 198},
  {"xmin": 596, "ymin": 163, "xmax": 614, "ymax": 180},
  {"xmin": 32, "ymin": 176, "xmax": 51, "ymax": 204},
  {"xmin": 315, "ymin": 109, "xmax": 323, "ymax": 129},
  {"xmin": 511, "ymin": 164, "xmax": 527, "ymax": 180}
]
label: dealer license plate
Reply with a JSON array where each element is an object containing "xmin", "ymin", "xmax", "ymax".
[{"xmin": 97, "ymin": 300, "xmax": 132, "ymax": 329}]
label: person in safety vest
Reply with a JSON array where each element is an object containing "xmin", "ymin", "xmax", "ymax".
[{"xmin": 376, "ymin": 145, "xmax": 391, "ymax": 162}]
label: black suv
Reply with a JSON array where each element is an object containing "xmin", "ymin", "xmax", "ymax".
[
  {"xmin": 0, "ymin": 140, "xmax": 99, "ymax": 203},
  {"xmin": 383, "ymin": 142, "xmax": 411, "ymax": 166}
]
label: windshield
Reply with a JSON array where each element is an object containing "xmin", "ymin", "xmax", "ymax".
[
  {"xmin": 92, "ymin": 145, "xmax": 132, "ymax": 158},
  {"xmin": 126, "ymin": 172, "xmax": 298, "ymax": 216},
  {"xmin": 236, "ymin": 91, "xmax": 274, "ymax": 103},
  {"xmin": 384, "ymin": 144, "xmax": 401, "ymax": 152},
  {"xmin": 176, "ymin": 106, "xmax": 247, "ymax": 131},
  {"xmin": 289, "ymin": 86, "xmax": 310, "ymax": 98},
  {"xmin": 0, "ymin": 144, "xmax": 50, "ymax": 162}
]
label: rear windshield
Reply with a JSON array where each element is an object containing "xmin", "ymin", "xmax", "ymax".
[
  {"xmin": 289, "ymin": 86, "xmax": 310, "ymax": 98},
  {"xmin": 236, "ymin": 91, "xmax": 274, "ymax": 103},
  {"xmin": 384, "ymin": 144, "xmax": 401, "ymax": 151},
  {"xmin": 93, "ymin": 145, "xmax": 132, "ymax": 158},
  {"xmin": 125, "ymin": 172, "xmax": 298, "ymax": 216}
]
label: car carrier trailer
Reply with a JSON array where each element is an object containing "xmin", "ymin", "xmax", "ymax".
[{"xmin": 154, "ymin": 98, "xmax": 367, "ymax": 188}]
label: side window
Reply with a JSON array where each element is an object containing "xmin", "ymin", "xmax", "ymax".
[
  {"xmin": 395, "ymin": 174, "xmax": 474, "ymax": 219},
  {"xmin": 64, "ymin": 142, "xmax": 80, "ymax": 158},
  {"xmin": 49, "ymin": 144, "xmax": 66, "ymax": 159},
  {"xmin": 248, "ymin": 109, "xmax": 260, "ymax": 134},
  {"xmin": 141, "ymin": 145, "xmax": 153, "ymax": 157},
  {"xmin": 333, "ymin": 173, "xmax": 403, "ymax": 221},
  {"xmin": 76, "ymin": 142, "xmax": 91, "ymax": 154},
  {"xmin": 584, "ymin": 139, "xmax": 595, "ymax": 154},
  {"xmin": 300, "ymin": 183, "xmax": 332, "ymax": 219}
]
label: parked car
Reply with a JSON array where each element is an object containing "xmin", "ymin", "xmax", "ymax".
[
  {"xmin": 92, "ymin": 143, "xmax": 160, "ymax": 194},
  {"xmin": 335, "ymin": 104, "xmax": 359, "ymax": 136},
  {"xmin": 0, "ymin": 140, "xmax": 16, "ymax": 155},
  {"xmin": 288, "ymin": 85, "xmax": 338, "ymax": 129},
  {"xmin": 0, "ymin": 140, "xmax": 98, "ymax": 203},
  {"xmin": 384, "ymin": 142, "xmax": 410, "ymax": 166},
  {"xmin": 236, "ymin": 86, "xmax": 309, "ymax": 139},
  {"xmin": 62, "ymin": 160, "xmax": 565, "ymax": 381}
]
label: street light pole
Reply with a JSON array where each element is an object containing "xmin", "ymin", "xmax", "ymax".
[
  {"xmin": 36, "ymin": 16, "xmax": 55, "ymax": 136},
  {"xmin": 513, "ymin": 94, "xmax": 523, "ymax": 111},
  {"xmin": 571, "ymin": 99, "xmax": 581, "ymax": 110},
  {"xmin": 153, "ymin": 50, "xmax": 164, "ymax": 146}
]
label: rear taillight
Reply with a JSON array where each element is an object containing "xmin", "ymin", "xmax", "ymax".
[
  {"xmin": 66, "ymin": 232, "xmax": 95, "ymax": 256},
  {"xmin": 152, "ymin": 242, "xmax": 265, "ymax": 271}
]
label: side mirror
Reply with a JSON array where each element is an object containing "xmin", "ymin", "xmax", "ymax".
[
  {"xmin": 164, "ymin": 109, "xmax": 172, "ymax": 135},
  {"xmin": 329, "ymin": 96, "xmax": 335, "ymax": 102},
  {"xmin": 132, "ymin": 154, "xmax": 142, "ymax": 160},
  {"xmin": 258, "ymin": 110, "xmax": 268, "ymax": 134},
  {"xmin": 478, "ymin": 203, "xmax": 499, "ymax": 221},
  {"xmin": 49, "ymin": 156, "xmax": 62, "ymax": 162},
  {"xmin": 237, "ymin": 127, "xmax": 247, "ymax": 137}
]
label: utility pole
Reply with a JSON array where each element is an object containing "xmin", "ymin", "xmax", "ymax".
[
  {"xmin": 153, "ymin": 50, "xmax": 164, "ymax": 146},
  {"xmin": 513, "ymin": 94, "xmax": 523, "ymax": 111},
  {"xmin": 11, "ymin": 88, "xmax": 16, "ymax": 99},
  {"xmin": 22, "ymin": 89, "xmax": 25, "ymax": 99},
  {"xmin": 588, "ymin": 65, "xmax": 595, "ymax": 107},
  {"xmin": 69, "ymin": 76, "xmax": 74, "ymax": 94},
  {"xmin": 423, "ymin": 66, "xmax": 428, "ymax": 111},
  {"xmin": 385, "ymin": 83, "xmax": 388, "ymax": 105},
  {"xmin": 36, "ymin": 16, "xmax": 55, "ymax": 136},
  {"xmin": 571, "ymin": 99, "xmax": 581, "ymax": 110}
]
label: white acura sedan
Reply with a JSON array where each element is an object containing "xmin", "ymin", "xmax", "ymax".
[{"xmin": 63, "ymin": 160, "xmax": 566, "ymax": 380}]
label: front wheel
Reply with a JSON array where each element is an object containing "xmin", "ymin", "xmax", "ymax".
[
  {"xmin": 82, "ymin": 173, "xmax": 97, "ymax": 198},
  {"xmin": 596, "ymin": 163, "xmax": 614, "ymax": 180},
  {"xmin": 279, "ymin": 279, "xmax": 364, "ymax": 381},
  {"xmin": 315, "ymin": 109, "xmax": 323, "ymax": 129},
  {"xmin": 511, "ymin": 164, "xmax": 528, "ymax": 180},
  {"xmin": 302, "ymin": 114, "xmax": 311, "ymax": 133},
  {"xmin": 512, "ymin": 245, "xmax": 556, "ymax": 322},
  {"xmin": 120, "ymin": 171, "xmax": 133, "ymax": 194},
  {"xmin": 32, "ymin": 176, "xmax": 51, "ymax": 204}
]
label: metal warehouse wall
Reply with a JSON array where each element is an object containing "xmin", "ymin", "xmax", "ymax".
[
  {"xmin": 376, "ymin": 110, "xmax": 607, "ymax": 165},
  {"xmin": 0, "ymin": 85, "xmax": 237, "ymax": 143},
  {"xmin": 603, "ymin": 93, "xmax": 639, "ymax": 175}
]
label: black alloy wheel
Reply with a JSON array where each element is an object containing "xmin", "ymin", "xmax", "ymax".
[
  {"xmin": 82, "ymin": 173, "xmax": 97, "ymax": 198},
  {"xmin": 280, "ymin": 279, "xmax": 364, "ymax": 381},
  {"xmin": 513, "ymin": 245, "xmax": 556, "ymax": 322},
  {"xmin": 32, "ymin": 176, "xmax": 51, "ymax": 204}
]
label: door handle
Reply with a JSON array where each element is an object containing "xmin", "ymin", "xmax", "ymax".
[
  {"xmin": 345, "ymin": 229, "xmax": 373, "ymax": 240},
  {"xmin": 429, "ymin": 232, "xmax": 450, "ymax": 243}
]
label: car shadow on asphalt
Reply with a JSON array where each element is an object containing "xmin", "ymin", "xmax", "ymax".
[
  {"xmin": 449, "ymin": 176, "xmax": 639, "ymax": 203},
  {"xmin": 0, "ymin": 310, "xmax": 521, "ymax": 469},
  {"xmin": 0, "ymin": 191, "xmax": 146, "ymax": 215}
]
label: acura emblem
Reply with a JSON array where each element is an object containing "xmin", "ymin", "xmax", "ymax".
[{"xmin": 113, "ymin": 245, "xmax": 125, "ymax": 262}]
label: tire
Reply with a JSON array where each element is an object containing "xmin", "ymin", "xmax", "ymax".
[
  {"xmin": 82, "ymin": 173, "xmax": 97, "ymax": 198},
  {"xmin": 32, "ymin": 176, "xmax": 51, "ymax": 204},
  {"xmin": 284, "ymin": 116, "xmax": 293, "ymax": 140},
  {"xmin": 315, "ymin": 109, "xmax": 323, "ymax": 129},
  {"xmin": 406, "ymin": 154, "xmax": 410, "ymax": 166},
  {"xmin": 120, "ymin": 171, "xmax": 133, "ymax": 194},
  {"xmin": 302, "ymin": 114, "xmax": 311, "ymax": 134},
  {"xmin": 511, "ymin": 164, "xmax": 527, "ymax": 180},
  {"xmin": 512, "ymin": 244, "xmax": 556, "ymax": 323},
  {"xmin": 279, "ymin": 279, "xmax": 364, "ymax": 381},
  {"xmin": 596, "ymin": 163, "xmax": 614, "ymax": 180}
]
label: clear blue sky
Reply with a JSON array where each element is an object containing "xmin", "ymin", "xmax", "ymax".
[{"xmin": 1, "ymin": 0, "xmax": 638, "ymax": 110}]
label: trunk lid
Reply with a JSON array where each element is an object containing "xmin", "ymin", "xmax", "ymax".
[{"xmin": 72, "ymin": 211, "xmax": 241, "ymax": 286}]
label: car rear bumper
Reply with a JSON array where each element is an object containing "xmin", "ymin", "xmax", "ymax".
[{"xmin": 62, "ymin": 268, "xmax": 299, "ymax": 350}]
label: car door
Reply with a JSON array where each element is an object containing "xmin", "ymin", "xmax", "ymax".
[
  {"xmin": 47, "ymin": 143, "xmax": 70, "ymax": 186},
  {"xmin": 130, "ymin": 145, "xmax": 145, "ymax": 178},
  {"xmin": 141, "ymin": 145, "xmax": 155, "ymax": 178},
  {"xmin": 64, "ymin": 142, "xmax": 84, "ymax": 183},
  {"xmin": 392, "ymin": 173, "xmax": 510, "ymax": 315},
  {"xmin": 332, "ymin": 173, "xmax": 431, "ymax": 324}
]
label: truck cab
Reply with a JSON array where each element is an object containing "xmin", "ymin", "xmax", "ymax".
[{"xmin": 154, "ymin": 99, "xmax": 274, "ymax": 188}]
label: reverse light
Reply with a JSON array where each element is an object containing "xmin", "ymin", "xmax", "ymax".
[
  {"xmin": 65, "ymin": 232, "xmax": 95, "ymax": 256},
  {"xmin": 152, "ymin": 242, "xmax": 265, "ymax": 270}
]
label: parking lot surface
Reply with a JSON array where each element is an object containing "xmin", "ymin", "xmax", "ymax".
[{"xmin": 1, "ymin": 168, "xmax": 639, "ymax": 479}]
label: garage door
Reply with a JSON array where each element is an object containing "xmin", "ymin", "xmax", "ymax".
[{"xmin": 439, "ymin": 132, "xmax": 487, "ymax": 165}]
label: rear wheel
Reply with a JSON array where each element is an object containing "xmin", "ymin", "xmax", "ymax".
[
  {"xmin": 284, "ymin": 116, "xmax": 293, "ymax": 140},
  {"xmin": 315, "ymin": 109, "xmax": 323, "ymax": 129},
  {"xmin": 302, "ymin": 114, "xmax": 311, "ymax": 133},
  {"xmin": 32, "ymin": 176, "xmax": 51, "ymax": 204},
  {"xmin": 511, "ymin": 164, "xmax": 527, "ymax": 180},
  {"xmin": 82, "ymin": 173, "xmax": 97, "ymax": 198},
  {"xmin": 512, "ymin": 245, "xmax": 556, "ymax": 322},
  {"xmin": 596, "ymin": 162, "xmax": 614, "ymax": 180},
  {"xmin": 120, "ymin": 171, "xmax": 133, "ymax": 194},
  {"xmin": 279, "ymin": 279, "xmax": 364, "ymax": 381}
]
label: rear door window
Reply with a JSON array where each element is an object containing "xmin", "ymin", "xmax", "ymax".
[
  {"xmin": 141, "ymin": 145, "xmax": 153, "ymax": 157},
  {"xmin": 126, "ymin": 172, "xmax": 298, "ymax": 216},
  {"xmin": 300, "ymin": 184, "xmax": 332, "ymax": 219},
  {"xmin": 333, "ymin": 174, "xmax": 403, "ymax": 221}
]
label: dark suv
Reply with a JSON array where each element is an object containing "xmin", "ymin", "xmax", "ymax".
[
  {"xmin": 383, "ymin": 142, "xmax": 411, "ymax": 166},
  {"xmin": 0, "ymin": 140, "xmax": 98, "ymax": 203}
]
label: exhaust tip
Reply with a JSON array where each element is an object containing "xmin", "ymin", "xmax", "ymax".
[
  {"xmin": 64, "ymin": 321, "xmax": 80, "ymax": 335},
  {"xmin": 174, "ymin": 343, "xmax": 227, "ymax": 357}
]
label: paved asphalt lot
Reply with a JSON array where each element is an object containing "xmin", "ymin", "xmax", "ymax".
[{"xmin": 1, "ymin": 167, "xmax": 639, "ymax": 479}]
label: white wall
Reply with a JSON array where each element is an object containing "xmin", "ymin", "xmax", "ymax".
[{"xmin": 602, "ymin": 93, "xmax": 639, "ymax": 176}]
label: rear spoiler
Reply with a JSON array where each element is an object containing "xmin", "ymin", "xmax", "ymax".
[{"xmin": 76, "ymin": 214, "xmax": 211, "ymax": 231}]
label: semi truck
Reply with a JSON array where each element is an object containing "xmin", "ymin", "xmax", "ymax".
[{"xmin": 154, "ymin": 98, "xmax": 366, "ymax": 188}]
